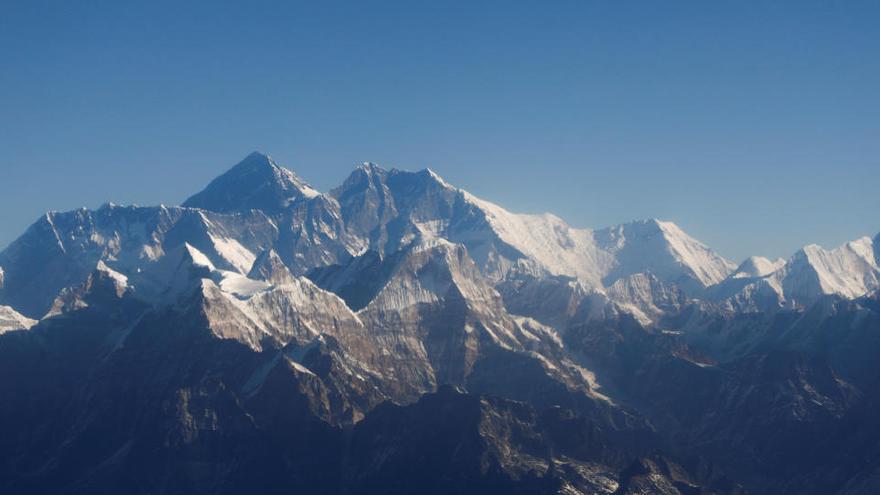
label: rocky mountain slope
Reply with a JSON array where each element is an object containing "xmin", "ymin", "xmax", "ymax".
[{"xmin": 0, "ymin": 152, "xmax": 877, "ymax": 494}]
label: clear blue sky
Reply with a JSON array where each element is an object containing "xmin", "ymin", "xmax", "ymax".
[{"xmin": 1, "ymin": 1, "xmax": 878, "ymax": 262}]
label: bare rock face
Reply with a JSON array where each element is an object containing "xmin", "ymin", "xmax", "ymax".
[
  {"xmin": 0, "ymin": 305, "xmax": 35, "ymax": 334},
  {"xmin": 45, "ymin": 261, "xmax": 130, "ymax": 317},
  {"xmin": 247, "ymin": 249, "xmax": 296, "ymax": 285}
]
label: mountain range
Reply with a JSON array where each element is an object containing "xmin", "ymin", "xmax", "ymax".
[{"xmin": 0, "ymin": 152, "xmax": 878, "ymax": 494}]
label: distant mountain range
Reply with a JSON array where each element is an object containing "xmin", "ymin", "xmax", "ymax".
[{"xmin": 0, "ymin": 152, "xmax": 878, "ymax": 494}]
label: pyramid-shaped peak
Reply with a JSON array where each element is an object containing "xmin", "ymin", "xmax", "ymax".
[
  {"xmin": 222, "ymin": 151, "xmax": 285, "ymax": 177},
  {"xmin": 596, "ymin": 218, "xmax": 736, "ymax": 291},
  {"xmin": 422, "ymin": 167, "xmax": 452, "ymax": 186},
  {"xmin": 358, "ymin": 161, "xmax": 383, "ymax": 172},
  {"xmin": 244, "ymin": 150, "xmax": 273, "ymax": 162},
  {"xmin": 181, "ymin": 242, "xmax": 217, "ymax": 271},
  {"xmin": 340, "ymin": 161, "xmax": 389, "ymax": 187},
  {"xmin": 182, "ymin": 152, "xmax": 320, "ymax": 214},
  {"xmin": 248, "ymin": 248, "xmax": 296, "ymax": 285}
]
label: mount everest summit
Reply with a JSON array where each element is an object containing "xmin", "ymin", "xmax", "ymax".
[{"xmin": 0, "ymin": 152, "xmax": 878, "ymax": 494}]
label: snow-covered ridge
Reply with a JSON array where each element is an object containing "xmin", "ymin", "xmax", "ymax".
[
  {"xmin": 805, "ymin": 237, "xmax": 878, "ymax": 295},
  {"xmin": 594, "ymin": 219, "xmax": 737, "ymax": 293},
  {"xmin": 383, "ymin": 169, "xmax": 735, "ymax": 296},
  {"xmin": 731, "ymin": 256, "xmax": 786, "ymax": 279},
  {"xmin": 131, "ymin": 243, "xmax": 365, "ymax": 351},
  {"xmin": 651, "ymin": 220, "xmax": 738, "ymax": 286},
  {"xmin": 0, "ymin": 202, "xmax": 281, "ymax": 318},
  {"xmin": 783, "ymin": 236, "xmax": 879, "ymax": 300},
  {"xmin": 460, "ymin": 191, "xmax": 612, "ymax": 287},
  {"xmin": 0, "ymin": 150, "xmax": 876, "ymax": 325},
  {"xmin": 710, "ymin": 235, "xmax": 880, "ymax": 311}
]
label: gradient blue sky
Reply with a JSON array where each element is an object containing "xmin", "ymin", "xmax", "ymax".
[{"xmin": 1, "ymin": 0, "xmax": 878, "ymax": 261}]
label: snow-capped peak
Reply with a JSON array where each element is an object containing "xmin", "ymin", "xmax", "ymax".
[
  {"xmin": 595, "ymin": 219, "xmax": 736, "ymax": 293},
  {"xmin": 708, "ymin": 235, "xmax": 880, "ymax": 311},
  {"xmin": 182, "ymin": 242, "xmax": 216, "ymax": 271},
  {"xmin": 182, "ymin": 152, "xmax": 320, "ymax": 214},
  {"xmin": 358, "ymin": 161, "xmax": 382, "ymax": 173},
  {"xmin": 732, "ymin": 256, "xmax": 786, "ymax": 279},
  {"xmin": 459, "ymin": 190, "xmax": 610, "ymax": 287},
  {"xmin": 423, "ymin": 167, "xmax": 452, "ymax": 188},
  {"xmin": 332, "ymin": 161, "xmax": 733, "ymax": 299},
  {"xmin": 3, "ymin": 150, "xmax": 875, "ymax": 330},
  {"xmin": 648, "ymin": 219, "xmax": 738, "ymax": 286},
  {"xmin": 783, "ymin": 236, "xmax": 879, "ymax": 300}
]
